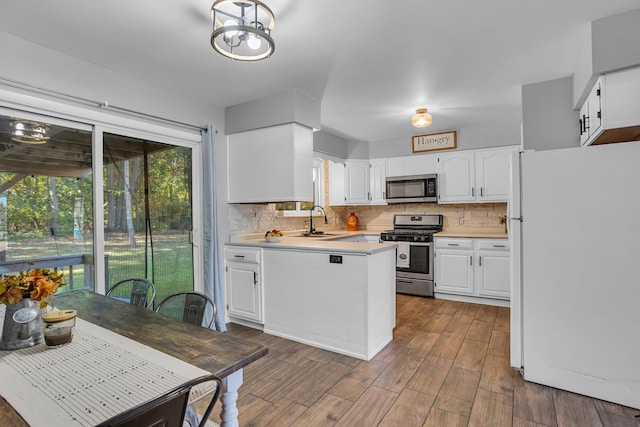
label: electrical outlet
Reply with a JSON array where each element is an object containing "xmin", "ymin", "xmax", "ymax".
[
  {"xmin": 459, "ymin": 217, "xmax": 465, "ymax": 225},
  {"xmin": 230, "ymin": 218, "xmax": 240, "ymax": 231}
]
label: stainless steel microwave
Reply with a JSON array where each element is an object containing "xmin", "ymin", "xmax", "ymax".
[{"xmin": 385, "ymin": 174, "xmax": 438, "ymax": 204}]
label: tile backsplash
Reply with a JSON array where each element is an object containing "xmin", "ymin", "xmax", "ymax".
[{"xmin": 228, "ymin": 202, "xmax": 507, "ymax": 236}]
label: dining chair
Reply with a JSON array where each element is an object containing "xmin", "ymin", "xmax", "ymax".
[
  {"xmin": 96, "ymin": 374, "xmax": 222, "ymax": 427},
  {"xmin": 155, "ymin": 291, "xmax": 216, "ymax": 329},
  {"xmin": 106, "ymin": 278, "xmax": 156, "ymax": 309}
]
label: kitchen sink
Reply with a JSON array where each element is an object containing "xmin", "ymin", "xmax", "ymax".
[{"xmin": 295, "ymin": 232, "xmax": 338, "ymax": 237}]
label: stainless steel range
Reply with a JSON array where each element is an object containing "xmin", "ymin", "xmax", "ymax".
[{"xmin": 380, "ymin": 214, "xmax": 443, "ymax": 297}]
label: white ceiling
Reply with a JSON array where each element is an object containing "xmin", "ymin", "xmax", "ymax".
[{"xmin": 0, "ymin": 0, "xmax": 639, "ymax": 142}]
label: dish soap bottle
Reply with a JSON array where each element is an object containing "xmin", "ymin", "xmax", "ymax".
[{"xmin": 346, "ymin": 212, "xmax": 359, "ymax": 231}]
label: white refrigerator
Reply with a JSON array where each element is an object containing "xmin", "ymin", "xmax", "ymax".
[{"xmin": 512, "ymin": 141, "xmax": 640, "ymax": 410}]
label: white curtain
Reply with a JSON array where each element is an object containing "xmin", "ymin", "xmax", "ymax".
[{"xmin": 202, "ymin": 125, "xmax": 227, "ymax": 331}]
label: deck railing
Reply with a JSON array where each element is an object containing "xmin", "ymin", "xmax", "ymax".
[{"xmin": 0, "ymin": 254, "xmax": 109, "ymax": 291}]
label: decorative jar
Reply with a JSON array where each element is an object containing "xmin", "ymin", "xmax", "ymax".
[{"xmin": 0, "ymin": 298, "xmax": 44, "ymax": 350}]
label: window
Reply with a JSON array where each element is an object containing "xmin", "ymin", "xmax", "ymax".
[{"xmin": 276, "ymin": 158, "xmax": 324, "ymax": 216}]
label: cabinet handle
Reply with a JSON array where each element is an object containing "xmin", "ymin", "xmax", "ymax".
[
  {"xmin": 583, "ymin": 114, "xmax": 590, "ymax": 131},
  {"xmin": 493, "ymin": 244, "xmax": 506, "ymax": 248},
  {"xmin": 480, "ymin": 187, "xmax": 483, "ymax": 197},
  {"xmin": 234, "ymin": 255, "xmax": 245, "ymax": 259},
  {"xmin": 448, "ymin": 243, "xmax": 459, "ymax": 246},
  {"xmin": 579, "ymin": 118, "xmax": 584, "ymax": 135},
  {"xmin": 471, "ymin": 187, "xmax": 475, "ymax": 197},
  {"xmin": 368, "ymin": 192, "xmax": 371, "ymax": 200},
  {"xmin": 253, "ymin": 272, "xmax": 258, "ymax": 285},
  {"xmin": 479, "ymin": 256, "xmax": 482, "ymax": 266},
  {"xmin": 470, "ymin": 256, "xmax": 473, "ymax": 266}
]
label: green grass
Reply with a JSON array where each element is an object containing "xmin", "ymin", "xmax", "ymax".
[{"xmin": 3, "ymin": 231, "xmax": 194, "ymax": 306}]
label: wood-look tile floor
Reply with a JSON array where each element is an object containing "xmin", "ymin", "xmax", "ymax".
[{"xmin": 208, "ymin": 295, "xmax": 640, "ymax": 426}]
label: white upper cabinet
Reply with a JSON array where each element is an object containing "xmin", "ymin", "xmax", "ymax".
[
  {"xmin": 438, "ymin": 151, "xmax": 476, "ymax": 203},
  {"xmin": 329, "ymin": 159, "xmax": 387, "ymax": 206},
  {"xmin": 227, "ymin": 123, "xmax": 313, "ymax": 203},
  {"xmin": 328, "ymin": 160, "xmax": 346, "ymax": 206},
  {"xmin": 475, "ymin": 147, "xmax": 513, "ymax": 202},
  {"xmin": 438, "ymin": 146, "xmax": 516, "ymax": 204},
  {"xmin": 345, "ymin": 160, "xmax": 370, "ymax": 204},
  {"xmin": 580, "ymin": 67, "xmax": 640, "ymax": 146},
  {"xmin": 386, "ymin": 153, "xmax": 438, "ymax": 177},
  {"xmin": 579, "ymin": 77, "xmax": 603, "ymax": 146},
  {"xmin": 369, "ymin": 159, "xmax": 387, "ymax": 205}
]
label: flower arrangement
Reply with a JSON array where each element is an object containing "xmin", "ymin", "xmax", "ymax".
[{"xmin": 0, "ymin": 265, "xmax": 64, "ymax": 308}]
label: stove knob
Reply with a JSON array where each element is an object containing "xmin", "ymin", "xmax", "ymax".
[
  {"xmin": 413, "ymin": 236, "xmax": 419, "ymax": 241},
  {"xmin": 421, "ymin": 236, "xmax": 426, "ymax": 241}
]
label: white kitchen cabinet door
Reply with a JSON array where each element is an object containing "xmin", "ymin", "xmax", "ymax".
[
  {"xmin": 435, "ymin": 249, "xmax": 474, "ymax": 295},
  {"xmin": 369, "ymin": 159, "xmax": 387, "ymax": 205},
  {"xmin": 476, "ymin": 251, "xmax": 510, "ymax": 299},
  {"xmin": 587, "ymin": 78, "xmax": 603, "ymax": 140},
  {"xmin": 475, "ymin": 148, "xmax": 512, "ymax": 202},
  {"xmin": 579, "ymin": 97, "xmax": 591, "ymax": 146},
  {"xmin": 438, "ymin": 151, "xmax": 475, "ymax": 203},
  {"xmin": 226, "ymin": 261, "xmax": 262, "ymax": 322},
  {"xmin": 435, "ymin": 237, "xmax": 510, "ymax": 301},
  {"xmin": 328, "ymin": 160, "xmax": 346, "ymax": 206},
  {"xmin": 345, "ymin": 160, "xmax": 370, "ymax": 204}
]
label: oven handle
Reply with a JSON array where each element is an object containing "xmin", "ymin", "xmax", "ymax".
[{"xmin": 403, "ymin": 242, "xmax": 433, "ymax": 246}]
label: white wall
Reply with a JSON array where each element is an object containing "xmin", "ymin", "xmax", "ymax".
[
  {"xmin": 313, "ymin": 130, "xmax": 348, "ymax": 159},
  {"xmin": 0, "ymin": 31, "xmax": 225, "ymax": 129},
  {"xmin": 368, "ymin": 122, "xmax": 521, "ymax": 158},
  {"xmin": 522, "ymin": 77, "xmax": 578, "ymax": 151}
]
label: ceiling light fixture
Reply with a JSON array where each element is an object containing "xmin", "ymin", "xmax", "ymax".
[
  {"xmin": 10, "ymin": 120, "xmax": 50, "ymax": 144},
  {"xmin": 412, "ymin": 108, "xmax": 433, "ymax": 128},
  {"xmin": 211, "ymin": 0, "xmax": 275, "ymax": 61}
]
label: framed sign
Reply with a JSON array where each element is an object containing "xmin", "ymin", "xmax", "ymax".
[{"xmin": 412, "ymin": 130, "xmax": 457, "ymax": 153}]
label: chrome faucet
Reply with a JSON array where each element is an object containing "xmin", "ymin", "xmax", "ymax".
[{"xmin": 309, "ymin": 205, "xmax": 328, "ymax": 235}]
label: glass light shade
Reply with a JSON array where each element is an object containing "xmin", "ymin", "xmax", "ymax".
[
  {"xmin": 10, "ymin": 121, "xmax": 50, "ymax": 144},
  {"xmin": 412, "ymin": 108, "xmax": 433, "ymax": 127},
  {"xmin": 211, "ymin": 0, "xmax": 275, "ymax": 61},
  {"xmin": 223, "ymin": 19, "xmax": 239, "ymax": 36},
  {"xmin": 247, "ymin": 34, "xmax": 261, "ymax": 50}
]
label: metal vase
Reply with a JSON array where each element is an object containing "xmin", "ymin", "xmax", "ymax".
[{"xmin": 0, "ymin": 298, "xmax": 45, "ymax": 350}]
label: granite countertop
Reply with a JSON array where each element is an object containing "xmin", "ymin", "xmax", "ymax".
[
  {"xmin": 227, "ymin": 229, "xmax": 395, "ymax": 255},
  {"xmin": 435, "ymin": 230, "xmax": 508, "ymax": 239}
]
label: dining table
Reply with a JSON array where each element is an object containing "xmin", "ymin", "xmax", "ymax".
[{"xmin": 0, "ymin": 290, "xmax": 268, "ymax": 427}]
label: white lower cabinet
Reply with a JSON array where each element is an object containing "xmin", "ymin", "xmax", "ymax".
[
  {"xmin": 225, "ymin": 246, "xmax": 263, "ymax": 323},
  {"xmin": 476, "ymin": 240, "xmax": 511, "ymax": 299},
  {"xmin": 435, "ymin": 237, "xmax": 510, "ymax": 300}
]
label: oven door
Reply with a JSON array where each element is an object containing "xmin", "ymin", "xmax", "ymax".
[{"xmin": 396, "ymin": 241, "xmax": 433, "ymax": 280}]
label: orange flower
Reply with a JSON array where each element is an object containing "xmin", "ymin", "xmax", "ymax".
[
  {"xmin": 30, "ymin": 277, "xmax": 59, "ymax": 302},
  {"xmin": 0, "ymin": 266, "xmax": 64, "ymax": 308}
]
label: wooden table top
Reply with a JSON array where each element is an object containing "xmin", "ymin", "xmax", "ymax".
[{"xmin": 0, "ymin": 289, "xmax": 268, "ymax": 426}]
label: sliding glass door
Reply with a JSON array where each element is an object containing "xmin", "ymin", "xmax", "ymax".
[
  {"xmin": 0, "ymin": 110, "xmax": 95, "ymax": 291},
  {"xmin": 0, "ymin": 106, "xmax": 201, "ymax": 304},
  {"xmin": 102, "ymin": 132, "xmax": 196, "ymax": 304}
]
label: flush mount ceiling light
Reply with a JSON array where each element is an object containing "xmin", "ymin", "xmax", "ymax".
[
  {"xmin": 412, "ymin": 108, "xmax": 433, "ymax": 128},
  {"xmin": 211, "ymin": 0, "xmax": 275, "ymax": 61},
  {"xmin": 10, "ymin": 120, "xmax": 50, "ymax": 144}
]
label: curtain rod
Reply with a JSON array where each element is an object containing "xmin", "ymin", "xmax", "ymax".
[{"xmin": 0, "ymin": 76, "xmax": 206, "ymax": 132}]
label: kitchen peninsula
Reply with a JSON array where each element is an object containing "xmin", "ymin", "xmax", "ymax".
[{"xmin": 225, "ymin": 232, "xmax": 396, "ymax": 360}]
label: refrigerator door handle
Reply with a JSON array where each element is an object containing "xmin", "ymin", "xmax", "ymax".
[{"xmin": 507, "ymin": 216, "xmax": 523, "ymax": 222}]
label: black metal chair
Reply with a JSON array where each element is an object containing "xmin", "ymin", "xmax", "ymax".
[
  {"xmin": 154, "ymin": 291, "xmax": 216, "ymax": 329},
  {"xmin": 106, "ymin": 278, "xmax": 156, "ymax": 309},
  {"xmin": 96, "ymin": 374, "xmax": 222, "ymax": 427}
]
